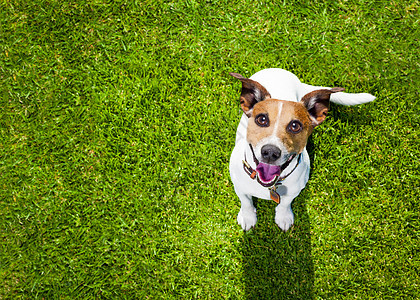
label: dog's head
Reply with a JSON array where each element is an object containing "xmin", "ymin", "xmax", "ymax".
[{"xmin": 230, "ymin": 72, "xmax": 344, "ymax": 181}]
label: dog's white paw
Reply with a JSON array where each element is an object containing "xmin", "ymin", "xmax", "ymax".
[
  {"xmin": 237, "ymin": 207, "xmax": 257, "ymax": 231},
  {"xmin": 275, "ymin": 206, "xmax": 294, "ymax": 231}
]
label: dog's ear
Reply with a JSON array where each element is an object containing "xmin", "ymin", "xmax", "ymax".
[
  {"xmin": 229, "ymin": 72, "xmax": 271, "ymax": 117},
  {"xmin": 301, "ymin": 87, "xmax": 345, "ymax": 126}
]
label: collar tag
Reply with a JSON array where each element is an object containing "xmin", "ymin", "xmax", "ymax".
[{"xmin": 269, "ymin": 187, "xmax": 281, "ymax": 204}]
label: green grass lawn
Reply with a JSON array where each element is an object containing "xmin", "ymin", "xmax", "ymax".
[{"xmin": 1, "ymin": 0, "xmax": 418, "ymax": 298}]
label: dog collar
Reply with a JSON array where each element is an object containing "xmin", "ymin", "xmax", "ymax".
[{"xmin": 243, "ymin": 144, "xmax": 302, "ymax": 204}]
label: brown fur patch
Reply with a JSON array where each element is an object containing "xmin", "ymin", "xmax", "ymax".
[
  {"xmin": 247, "ymin": 99, "xmax": 314, "ymax": 154},
  {"xmin": 278, "ymin": 101, "xmax": 313, "ymax": 154},
  {"xmin": 246, "ymin": 99, "xmax": 279, "ymax": 146}
]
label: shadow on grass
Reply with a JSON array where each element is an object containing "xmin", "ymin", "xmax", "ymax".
[{"xmin": 241, "ymin": 194, "xmax": 314, "ymax": 299}]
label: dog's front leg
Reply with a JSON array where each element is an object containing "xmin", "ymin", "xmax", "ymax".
[
  {"xmin": 236, "ymin": 193, "xmax": 257, "ymax": 231},
  {"xmin": 275, "ymin": 196, "xmax": 295, "ymax": 231}
]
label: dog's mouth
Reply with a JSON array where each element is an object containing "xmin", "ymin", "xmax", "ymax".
[
  {"xmin": 255, "ymin": 163, "xmax": 282, "ymax": 185},
  {"xmin": 255, "ymin": 154, "xmax": 296, "ymax": 186}
]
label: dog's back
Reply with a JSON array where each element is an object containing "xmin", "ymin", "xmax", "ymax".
[{"xmin": 250, "ymin": 68, "xmax": 302, "ymax": 102}]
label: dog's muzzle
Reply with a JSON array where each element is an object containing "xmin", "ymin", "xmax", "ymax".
[{"xmin": 243, "ymin": 144, "xmax": 301, "ymax": 203}]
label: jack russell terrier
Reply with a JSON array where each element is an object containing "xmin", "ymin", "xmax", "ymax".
[{"xmin": 229, "ymin": 68, "xmax": 375, "ymax": 231}]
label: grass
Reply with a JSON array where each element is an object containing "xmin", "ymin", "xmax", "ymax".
[{"xmin": 0, "ymin": 0, "xmax": 418, "ymax": 298}]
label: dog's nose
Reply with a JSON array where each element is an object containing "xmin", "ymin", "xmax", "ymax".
[{"xmin": 261, "ymin": 145, "xmax": 281, "ymax": 162}]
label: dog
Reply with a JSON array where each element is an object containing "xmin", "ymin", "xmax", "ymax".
[{"xmin": 229, "ymin": 68, "xmax": 375, "ymax": 231}]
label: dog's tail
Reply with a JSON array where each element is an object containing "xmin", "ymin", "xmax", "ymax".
[{"xmin": 301, "ymin": 83, "xmax": 375, "ymax": 106}]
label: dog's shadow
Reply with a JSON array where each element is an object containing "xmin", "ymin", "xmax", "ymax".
[
  {"xmin": 241, "ymin": 195, "xmax": 314, "ymax": 299},
  {"xmin": 241, "ymin": 139, "xmax": 315, "ymax": 299}
]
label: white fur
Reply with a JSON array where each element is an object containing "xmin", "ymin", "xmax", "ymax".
[
  {"xmin": 230, "ymin": 68, "xmax": 375, "ymax": 231},
  {"xmin": 250, "ymin": 68, "xmax": 376, "ymax": 104}
]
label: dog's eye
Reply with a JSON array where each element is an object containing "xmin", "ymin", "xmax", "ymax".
[
  {"xmin": 287, "ymin": 120, "xmax": 303, "ymax": 133},
  {"xmin": 255, "ymin": 114, "xmax": 269, "ymax": 127}
]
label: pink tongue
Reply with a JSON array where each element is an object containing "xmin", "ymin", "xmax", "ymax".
[{"xmin": 256, "ymin": 162, "xmax": 282, "ymax": 183}]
